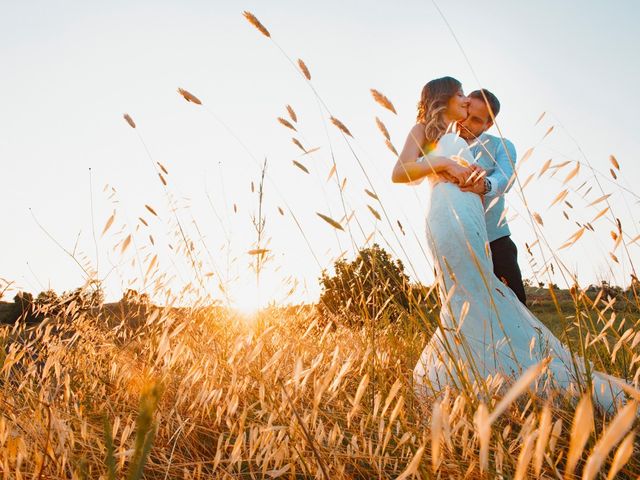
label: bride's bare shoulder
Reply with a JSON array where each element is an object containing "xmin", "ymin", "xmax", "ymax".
[
  {"xmin": 404, "ymin": 123, "xmax": 426, "ymax": 143},
  {"xmin": 409, "ymin": 122, "xmax": 426, "ymax": 135}
]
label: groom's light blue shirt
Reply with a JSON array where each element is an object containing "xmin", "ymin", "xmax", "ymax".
[{"xmin": 470, "ymin": 133, "xmax": 517, "ymax": 242}]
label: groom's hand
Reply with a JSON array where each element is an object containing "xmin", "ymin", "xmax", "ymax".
[
  {"xmin": 459, "ymin": 180, "xmax": 486, "ymax": 195},
  {"xmin": 439, "ymin": 172, "xmax": 460, "ymax": 184},
  {"xmin": 460, "ymin": 165, "xmax": 487, "ymax": 194}
]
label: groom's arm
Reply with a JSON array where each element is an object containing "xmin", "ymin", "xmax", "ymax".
[
  {"xmin": 459, "ymin": 137, "xmax": 516, "ymax": 196},
  {"xmin": 483, "ymin": 138, "xmax": 516, "ymax": 199}
]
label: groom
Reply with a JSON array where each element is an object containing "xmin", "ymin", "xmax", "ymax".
[
  {"xmin": 460, "ymin": 89, "xmax": 526, "ymax": 304},
  {"xmin": 425, "ymin": 89, "xmax": 527, "ymax": 304}
]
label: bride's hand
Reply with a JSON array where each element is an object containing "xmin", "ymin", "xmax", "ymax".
[{"xmin": 443, "ymin": 162, "xmax": 473, "ymax": 185}]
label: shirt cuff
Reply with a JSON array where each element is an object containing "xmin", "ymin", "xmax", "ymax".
[{"xmin": 485, "ymin": 177, "xmax": 496, "ymax": 196}]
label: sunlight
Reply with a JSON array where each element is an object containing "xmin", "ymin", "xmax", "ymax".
[{"xmin": 229, "ymin": 276, "xmax": 264, "ymax": 319}]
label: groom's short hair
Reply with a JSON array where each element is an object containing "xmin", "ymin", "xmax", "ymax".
[{"xmin": 469, "ymin": 89, "xmax": 500, "ymax": 118}]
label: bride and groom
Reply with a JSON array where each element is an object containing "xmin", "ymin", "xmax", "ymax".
[{"xmin": 392, "ymin": 76, "xmax": 624, "ymax": 411}]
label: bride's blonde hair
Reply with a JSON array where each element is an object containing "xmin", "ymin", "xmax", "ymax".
[{"xmin": 416, "ymin": 76, "xmax": 462, "ymax": 146}]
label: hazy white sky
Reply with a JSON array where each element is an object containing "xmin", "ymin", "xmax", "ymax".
[{"xmin": 2, "ymin": 1, "xmax": 639, "ymax": 310}]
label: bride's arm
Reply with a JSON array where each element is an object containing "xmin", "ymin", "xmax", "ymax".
[{"xmin": 391, "ymin": 124, "xmax": 461, "ymax": 183}]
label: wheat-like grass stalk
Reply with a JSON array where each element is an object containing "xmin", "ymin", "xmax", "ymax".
[{"xmin": 242, "ymin": 11, "xmax": 271, "ymax": 38}]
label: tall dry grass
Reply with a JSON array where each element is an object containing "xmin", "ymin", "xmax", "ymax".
[{"xmin": 1, "ymin": 299, "xmax": 638, "ymax": 478}]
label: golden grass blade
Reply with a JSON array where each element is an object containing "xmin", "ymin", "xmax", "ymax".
[
  {"xmin": 330, "ymin": 116, "xmax": 353, "ymax": 137},
  {"xmin": 606, "ymin": 431, "xmax": 635, "ymax": 480},
  {"xmin": 363, "ymin": 230, "xmax": 375, "ymax": 245},
  {"xmin": 609, "ymin": 252, "xmax": 619, "ymax": 264},
  {"xmin": 123, "ymin": 113, "xmax": 136, "ymax": 128},
  {"xmin": 520, "ymin": 147, "xmax": 535, "ymax": 164},
  {"xmin": 431, "ymin": 401, "xmax": 443, "ymax": 472},
  {"xmin": 552, "ymin": 160, "xmax": 571, "ymax": 170},
  {"xmin": 474, "ymin": 403, "xmax": 490, "ymax": 474},
  {"xmin": 242, "ymin": 11, "xmax": 271, "ymax": 37},
  {"xmin": 326, "ymin": 164, "xmax": 336, "ymax": 182},
  {"xmin": 364, "ymin": 189, "xmax": 378, "ymax": 201},
  {"xmin": 533, "ymin": 212, "xmax": 544, "ymax": 226},
  {"xmin": 277, "ymin": 206, "xmax": 284, "ymax": 215},
  {"xmin": 292, "ymin": 137, "xmax": 306, "ymax": 152},
  {"xmin": 101, "ymin": 211, "xmax": 116, "ymax": 237},
  {"xmin": 145, "ymin": 205, "xmax": 158, "ymax": 216},
  {"xmin": 627, "ymin": 233, "xmax": 640, "ymax": 245},
  {"xmin": 292, "ymin": 160, "xmax": 309, "ymax": 174},
  {"xmin": 177, "ymin": 88, "xmax": 202, "ymax": 105},
  {"xmin": 367, "ymin": 205, "xmax": 381, "ymax": 221},
  {"xmin": 397, "ymin": 220, "xmax": 405, "ymax": 235},
  {"xmin": 286, "ymin": 104, "xmax": 297, "ymax": 122},
  {"xmin": 485, "ymin": 196, "xmax": 501, "ymax": 214},
  {"xmin": 247, "ymin": 249, "xmax": 270, "ymax": 255},
  {"xmin": 488, "ymin": 358, "xmax": 550, "ymax": 424},
  {"xmin": 549, "ymin": 189, "xmax": 568, "ymax": 208},
  {"xmin": 542, "ymin": 125, "xmax": 554, "ymax": 139},
  {"xmin": 301, "ymin": 146, "xmax": 321, "ymax": 155},
  {"xmin": 520, "ymin": 173, "xmax": 535, "ymax": 190},
  {"xmin": 277, "ymin": 117, "xmax": 297, "ymax": 131},
  {"xmin": 588, "ymin": 193, "xmax": 611, "ymax": 207},
  {"xmin": 370, "ymin": 89, "xmax": 397, "ymax": 114},
  {"xmin": 592, "ymin": 207, "xmax": 609, "ymax": 223},
  {"xmin": 533, "ymin": 405, "xmax": 552, "ymax": 477},
  {"xmin": 348, "ymin": 373, "xmax": 369, "ymax": 420},
  {"xmin": 396, "ymin": 445, "xmax": 425, "ymax": 480},
  {"xmin": 514, "ymin": 432, "xmax": 536, "ymax": 480},
  {"xmin": 121, "ymin": 234, "xmax": 132, "ymax": 254},
  {"xmin": 157, "ymin": 162, "xmax": 168, "ymax": 174},
  {"xmin": 559, "ymin": 226, "xmax": 586, "ymax": 250},
  {"xmin": 538, "ymin": 158, "xmax": 552, "ymax": 178},
  {"xmin": 381, "ymin": 379, "xmax": 402, "ymax": 417},
  {"xmin": 145, "ymin": 254, "xmax": 158, "ymax": 279},
  {"xmin": 609, "ymin": 168, "xmax": 617, "ymax": 179},
  {"xmin": 316, "ymin": 212, "xmax": 344, "ymax": 231},
  {"xmin": 609, "ymin": 154, "xmax": 620, "ymax": 170},
  {"xmin": 385, "ymin": 139, "xmax": 398, "ymax": 156},
  {"xmin": 582, "ymin": 401, "xmax": 638, "ymax": 480},
  {"xmin": 297, "ymin": 59, "xmax": 311, "ymax": 80},
  {"xmin": 375, "ymin": 117, "xmax": 390, "ymax": 140},
  {"xmin": 562, "ymin": 162, "xmax": 580, "ymax": 184},
  {"xmin": 549, "ymin": 418, "xmax": 563, "ymax": 452},
  {"xmin": 535, "ymin": 111, "xmax": 546, "ymax": 125},
  {"xmin": 565, "ymin": 394, "xmax": 594, "ymax": 477},
  {"xmin": 456, "ymin": 301, "xmax": 470, "ymax": 334}
]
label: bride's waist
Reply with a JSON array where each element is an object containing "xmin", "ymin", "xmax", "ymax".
[
  {"xmin": 427, "ymin": 175, "xmax": 449, "ymax": 187},
  {"xmin": 428, "ymin": 177, "xmax": 459, "ymax": 190},
  {"xmin": 428, "ymin": 180, "xmax": 481, "ymax": 208}
]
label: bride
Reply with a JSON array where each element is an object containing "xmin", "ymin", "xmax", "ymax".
[{"xmin": 391, "ymin": 76, "xmax": 624, "ymax": 411}]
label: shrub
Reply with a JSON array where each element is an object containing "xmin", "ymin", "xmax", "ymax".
[{"xmin": 318, "ymin": 243, "xmax": 412, "ymax": 326}]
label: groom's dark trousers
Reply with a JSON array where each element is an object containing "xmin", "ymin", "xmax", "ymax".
[{"xmin": 489, "ymin": 235, "xmax": 527, "ymax": 305}]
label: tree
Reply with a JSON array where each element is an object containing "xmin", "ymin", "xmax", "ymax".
[
  {"xmin": 121, "ymin": 289, "xmax": 150, "ymax": 307},
  {"xmin": 318, "ymin": 244, "xmax": 412, "ymax": 326},
  {"xmin": 12, "ymin": 291, "xmax": 37, "ymax": 323}
]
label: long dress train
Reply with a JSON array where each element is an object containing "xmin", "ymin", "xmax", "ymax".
[{"xmin": 412, "ymin": 133, "xmax": 625, "ymax": 411}]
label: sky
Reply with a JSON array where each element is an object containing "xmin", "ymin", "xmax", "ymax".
[{"xmin": 2, "ymin": 0, "xmax": 639, "ymax": 312}]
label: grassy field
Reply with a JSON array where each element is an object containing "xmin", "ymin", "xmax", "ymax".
[{"xmin": 0, "ymin": 284, "xmax": 638, "ymax": 479}]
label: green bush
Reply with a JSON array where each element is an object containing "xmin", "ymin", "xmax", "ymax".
[{"xmin": 318, "ymin": 244, "xmax": 413, "ymax": 326}]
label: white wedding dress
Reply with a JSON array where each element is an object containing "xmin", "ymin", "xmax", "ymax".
[{"xmin": 413, "ymin": 133, "xmax": 625, "ymax": 411}]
